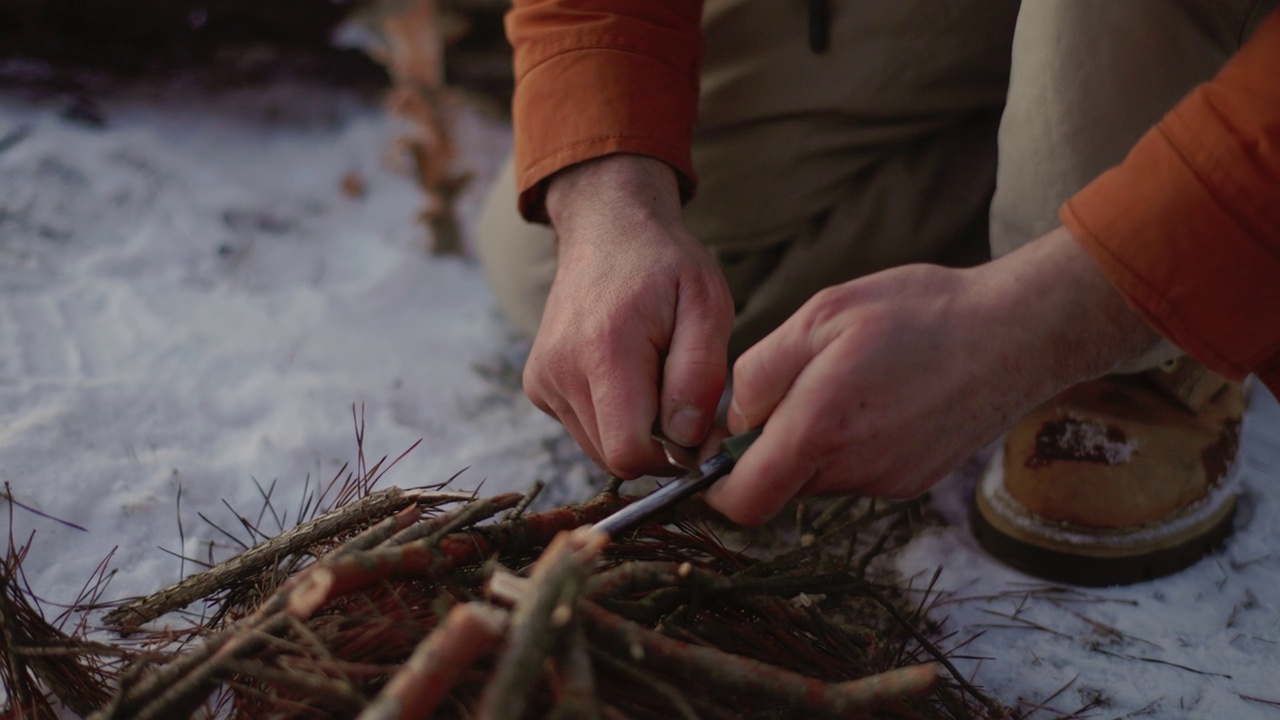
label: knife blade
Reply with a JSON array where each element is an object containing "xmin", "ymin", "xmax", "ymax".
[{"xmin": 592, "ymin": 428, "xmax": 761, "ymax": 538}]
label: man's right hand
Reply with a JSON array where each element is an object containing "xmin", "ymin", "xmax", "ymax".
[{"xmin": 523, "ymin": 154, "xmax": 734, "ymax": 477}]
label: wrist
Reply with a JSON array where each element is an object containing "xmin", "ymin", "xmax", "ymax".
[
  {"xmin": 545, "ymin": 154, "xmax": 684, "ymax": 244},
  {"xmin": 975, "ymin": 226, "xmax": 1161, "ymax": 396}
]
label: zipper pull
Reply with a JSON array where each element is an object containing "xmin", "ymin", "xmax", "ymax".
[{"xmin": 808, "ymin": 0, "xmax": 830, "ymax": 54}]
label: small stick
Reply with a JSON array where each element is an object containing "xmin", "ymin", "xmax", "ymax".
[
  {"xmin": 105, "ymin": 488, "xmax": 473, "ymax": 631},
  {"xmin": 287, "ymin": 495, "xmax": 626, "ymax": 618},
  {"xmin": 334, "ymin": 505, "xmax": 426, "ymax": 555},
  {"xmin": 585, "ymin": 561, "xmax": 875, "ymax": 606},
  {"xmin": 504, "ymin": 480, "xmax": 546, "ymax": 521},
  {"xmin": 101, "ymin": 494, "xmax": 626, "ymax": 717},
  {"xmin": 854, "ymin": 512, "xmax": 911, "ymax": 579},
  {"xmin": 584, "ymin": 561, "xmax": 716, "ymax": 600},
  {"xmin": 475, "ymin": 528, "xmax": 608, "ymax": 720},
  {"xmin": 116, "ymin": 612, "xmax": 293, "ymax": 720},
  {"xmin": 811, "ymin": 496, "xmax": 863, "ymax": 534},
  {"xmin": 96, "ymin": 490, "xmax": 459, "ymax": 715},
  {"xmin": 486, "ymin": 568, "xmax": 530, "ymax": 606},
  {"xmin": 588, "ymin": 647, "xmax": 699, "ymax": 720},
  {"xmin": 385, "ymin": 493, "xmax": 521, "ymax": 546},
  {"xmin": 92, "ymin": 583, "xmax": 299, "ymax": 720},
  {"xmin": 357, "ymin": 602, "xmax": 509, "ymax": 720},
  {"xmin": 583, "ymin": 603, "xmax": 939, "ymax": 716},
  {"xmin": 220, "ymin": 658, "xmax": 367, "ymax": 712},
  {"xmin": 547, "ymin": 611, "xmax": 601, "ymax": 720}
]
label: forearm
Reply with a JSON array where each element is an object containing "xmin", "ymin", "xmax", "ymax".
[{"xmin": 974, "ymin": 226, "xmax": 1163, "ymax": 399}]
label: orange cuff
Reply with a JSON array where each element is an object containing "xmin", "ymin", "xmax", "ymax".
[
  {"xmin": 1062, "ymin": 122, "xmax": 1280, "ymax": 389},
  {"xmin": 512, "ymin": 45, "xmax": 699, "ymax": 221},
  {"xmin": 506, "ymin": 2, "xmax": 703, "ymax": 222}
]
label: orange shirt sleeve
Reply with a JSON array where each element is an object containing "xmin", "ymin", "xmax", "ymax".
[
  {"xmin": 505, "ymin": 0, "xmax": 704, "ymax": 222},
  {"xmin": 1062, "ymin": 8, "xmax": 1280, "ymax": 397}
]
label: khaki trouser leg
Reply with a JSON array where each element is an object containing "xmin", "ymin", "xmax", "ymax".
[
  {"xmin": 992, "ymin": 0, "xmax": 1278, "ymax": 373},
  {"xmin": 476, "ymin": 159, "xmax": 553, "ymax": 336},
  {"xmin": 477, "ymin": 0, "xmax": 1020, "ymax": 352}
]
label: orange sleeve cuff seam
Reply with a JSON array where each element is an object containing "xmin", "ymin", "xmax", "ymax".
[{"xmin": 515, "ymin": 32, "xmax": 697, "ymax": 82}]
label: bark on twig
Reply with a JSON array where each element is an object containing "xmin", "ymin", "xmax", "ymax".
[
  {"xmin": 220, "ymin": 658, "xmax": 366, "ymax": 712},
  {"xmin": 504, "ymin": 480, "xmax": 545, "ymax": 521},
  {"xmin": 385, "ymin": 492, "xmax": 522, "ymax": 546},
  {"xmin": 583, "ymin": 603, "xmax": 939, "ymax": 717},
  {"xmin": 100, "ymin": 612, "xmax": 292, "ymax": 720},
  {"xmin": 584, "ymin": 561, "xmax": 709, "ymax": 600},
  {"xmin": 588, "ymin": 647, "xmax": 700, "ymax": 720},
  {"xmin": 105, "ymin": 488, "xmax": 473, "ymax": 631},
  {"xmin": 475, "ymin": 528, "xmax": 608, "ymax": 720},
  {"xmin": 358, "ymin": 602, "xmax": 509, "ymax": 720},
  {"xmin": 548, "ymin": 612, "xmax": 602, "ymax": 720},
  {"xmin": 287, "ymin": 495, "xmax": 625, "ymax": 618}
]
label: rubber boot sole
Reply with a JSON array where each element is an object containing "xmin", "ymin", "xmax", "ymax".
[{"xmin": 971, "ymin": 444, "xmax": 1238, "ymax": 586}]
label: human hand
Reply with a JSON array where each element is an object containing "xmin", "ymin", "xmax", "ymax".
[
  {"xmin": 706, "ymin": 226, "xmax": 1160, "ymax": 525},
  {"xmin": 523, "ymin": 155, "xmax": 734, "ymax": 477}
]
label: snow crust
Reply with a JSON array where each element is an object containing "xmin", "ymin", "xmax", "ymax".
[{"xmin": 2, "ymin": 77, "xmax": 1277, "ymax": 718}]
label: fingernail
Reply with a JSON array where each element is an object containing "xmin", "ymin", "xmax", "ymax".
[
  {"xmin": 727, "ymin": 400, "xmax": 745, "ymax": 431},
  {"xmin": 667, "ymin": 406, "xmax": 706, "ymax": 447}
]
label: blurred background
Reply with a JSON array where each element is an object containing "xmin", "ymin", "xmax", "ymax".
[{"xmin": 0, "ymin": 0, "xmax": 512, "ymax": 99}]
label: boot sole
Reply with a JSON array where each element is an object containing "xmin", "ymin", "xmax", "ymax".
[{"xmin": 971, "ymin": 443, "xmax": 1238, "ymax": 586}]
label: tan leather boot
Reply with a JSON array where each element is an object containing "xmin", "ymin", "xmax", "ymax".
[{"xmin": 973, "ymin": 359, "xmax": 1244, "ymax": 585}]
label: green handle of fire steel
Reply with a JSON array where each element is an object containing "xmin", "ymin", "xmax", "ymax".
[
  {"xmin": 592, "ymin": 427, "xmax": 763, "ymax": 537},
  {"xmin": 720, "ymin": 426, "xmax": 762, "ymax": 461}
]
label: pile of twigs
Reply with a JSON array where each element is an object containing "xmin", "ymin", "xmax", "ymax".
[
  {"xmin": 4, "ymin": 462, "xmax": 1013, "ymax": 719},
  {"xmin": 0, "ymin": 529, "xmax": 115, "ymax": 719}
]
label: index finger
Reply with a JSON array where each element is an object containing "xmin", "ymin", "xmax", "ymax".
[{"xmin": 588, "ymin": 358, "xmax": 670, "ymax": 478}]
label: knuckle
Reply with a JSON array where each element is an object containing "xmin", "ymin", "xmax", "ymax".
[
  {"xmin": 522, "ymin": 370, "xmax": 549, "ymax": 408},
  {"xmin": 606, "ymin": 450, "xmax": 650, "ymax": 480},
  {"xmin": 599, "ymin": 432, "xmax": 656, "ymax": 479},
  {"xmin": 802, "ymin": 286, "xmax": 851, "ymax": 332},
  {"xmin": 692, "ymin": 270, "xmax": 733, "ymax": 309}
]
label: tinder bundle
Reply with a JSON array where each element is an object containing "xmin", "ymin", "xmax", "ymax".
[{"xmin": 3, "ymin": 471, "xmax": 1010, "ymax": 719}]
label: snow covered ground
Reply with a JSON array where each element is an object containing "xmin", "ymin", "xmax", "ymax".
[
  {"xmin": 896, "ymin": 389, "xmax": 1280, "ymax": 718},
  {"xmin": 0, "ymin": 71, "xmax": 594, "ymax": 615},
  {"xmin": 1, "ymin": 74, "xmax": 1277, "ymax": 718}
]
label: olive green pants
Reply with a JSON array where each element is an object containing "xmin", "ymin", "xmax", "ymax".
[{"xmin": 477, "ymin": 0, "xmax": 1275, "ymax": 365}]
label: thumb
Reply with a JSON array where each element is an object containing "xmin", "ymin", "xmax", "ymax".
[{"xmin": 660, "ymin": 278, "xmax": 732, "ymax": 447}]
